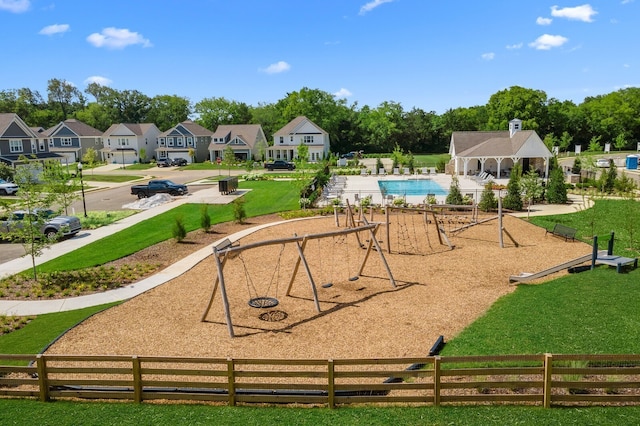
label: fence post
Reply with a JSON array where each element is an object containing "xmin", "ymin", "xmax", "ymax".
[
  {"xmin": 433, "ymin": 356, "xmax": 441, "ymax": 406},
  {"xmin": 227, "ymin": 358, "xmax": 236, "ymax": 406},
  {"xmin": 36, "ymin": 354, "xmax": 49, "ymax": 402},
  {"xmin": 543, "ymin": 353, "xmax": 553, "ymax": 408},
  {"xmin": 132, "ymin": 356, "xmax": 142, "ymax": 403},
  {"xmin": 327, "ymin": 359, "xmax": 335, "ymax": 409}
]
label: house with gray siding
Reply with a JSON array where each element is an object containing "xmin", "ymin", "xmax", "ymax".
[
  {"xmin": 44, "ymin": 119, "xmax": 103, "ymax": 163},
  {"xmin": 208, "ymin": 124, "xmax": 267, "ymax": 162},
  {"xmin": 0, "ymin": 113, "xmax": 61, "ymax": 166},
  {"xmin": 156, "ymin": 120, "xmax": 213, "ymax": 163}
]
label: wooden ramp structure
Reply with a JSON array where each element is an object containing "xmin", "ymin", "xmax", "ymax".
[{"xmin": 509, "ymin": 252, "xmax": 600, "ymax": 284}]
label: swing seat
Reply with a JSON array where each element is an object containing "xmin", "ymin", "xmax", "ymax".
[{"xmin": 248, "ymin": 297, "xmax": 279, "ymax": 309}]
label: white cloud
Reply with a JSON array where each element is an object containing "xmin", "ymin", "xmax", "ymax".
[
  {"xmin": 481, "ymin": 52, "xmax": 495, "ymax": 61},
  {"xmin": 260, "ymin": 61, "xmax": 291, "ymax": 74},
  {"xmin": 551, "ymin": 4, "xmax": 597, "ymax": 22},
  {"xmin": 0, "ymin": 0, "xmax": 29, "ymax": 13},
  {"xmin": 622, "ymin": 0, "xmax": 634, "ymax": 4},
  {"xmin": 86, "ymin": 27, "xmax": 152, "ymax": 49},
  {"xmin": 536, "ymin": 16, "xmax": 552, "ymax": 25},
  {"xmin": 39, "ymin": 24, "xmax": 69, "ymax": 36},
  {"xmin": 334, "ymin": 88, "xmax": 352, "ymax": 98},
  {"xmin": 84, "ymin": 76, "xmax": 113, "ymax": 86},
  {"xmin": 529, "ymin": 34, "xmax": 569, "ymax": 50},
  {"xmin": 359, "ymin": 0, "xmax": 394, "ymax": 15},
  {"xmin": 506, "ymin": 43, "xmax": 523, "ymax": 50}
]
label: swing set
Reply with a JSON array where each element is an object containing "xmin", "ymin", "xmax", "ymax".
[{"xmin": 201, "ymin": 223, "xmax": 396, "ymax": 338}]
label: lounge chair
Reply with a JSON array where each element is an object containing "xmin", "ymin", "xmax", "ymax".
[
  {"xmin": 379, "ymin": 168, "xmax": 387, "ymax": 176},
  {"xmin": 403, "ymin": 168, "xmax": 411, "ymax": 175},
  {"xmin": 429, "ymin": 167, "xmax": 437, "ymax": 175},
  {"xmin": 421, "ymin": 167, "xmax": 429, "ymax": 175},
  {"xmin": 360, "ymin": 168, "xmax": 369, "ymax": 176},
  {"xmin": 393, "ymin": 168, "xmax": 400, "ymax": 175}
]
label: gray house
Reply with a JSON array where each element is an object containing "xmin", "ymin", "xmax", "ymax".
[
  {"xmin": 157, "ymin": 120, "xmax": 213, "ymax": 163},
  {"xmin": 209, "ymin": 124, "xmax": 267, "ymax": 162},
  {"xmin": 0, "ymin": 113, "xmax": 61, "ymax": 166},
  {"xmin": 44, "ymin": 119, "xmax": 103, "ymax": 163},
  {"xmin": 101, "ymin": 123, "xmax": 160, "ymax": 164}
]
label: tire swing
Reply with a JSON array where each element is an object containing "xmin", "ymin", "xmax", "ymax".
[{"xmin": 239, "ymin": 243, "xmax": 285, "ymax": 309}]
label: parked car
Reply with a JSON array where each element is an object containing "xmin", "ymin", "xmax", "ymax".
[
  {"xmin": 264, "ymin": 160, "xmax": 296, "ymax": 171},
  {"xmin": 0, "ymin": 209, "xmax": 82, "ymax": 240},
  {"xmin": 130, "ymin": 179, "xmax": 189, "ymax": 198},
  {"xmin": 0, "ymin": 178, "xmax": 19, "ymax": 196},
  {"xmin": 156, "ymin": 158, "xmax": 172, "ymax": 167},
  {"xmin": 171, "ymin": 158, "xmax": 188, "ymax": 166},
  {"xmin": 596, "ymin": 158, "xmax": 611, "ymax": 168}
]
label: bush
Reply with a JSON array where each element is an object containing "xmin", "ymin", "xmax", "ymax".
[
  {"xmin": 200, "ymin": 204, "xmax": 211, "ymax": 232},
  {"xmin": 478, "ymin": 181, "xmax": 498, "ymax": 212},
  {"xmin": 172, "ymin": 216, "xmax": 187, "ymax": 242},
  {"xmin": 446, "ymin": 175, "xmax": 464, "ymax": 205},
  {"xmin": 502, "ymin": 163, "xmax": 523, "ymax": 211},
  {"xmin": 546, "ymin": 167, "xmax": 568, "ymax": 204},
  {"xmin": 232, "ymin": 198, "xmax": 246, "ymax": 224}
]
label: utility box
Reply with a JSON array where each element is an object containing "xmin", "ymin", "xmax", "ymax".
[{"xmin": 219, "ymin": 177, "xmax": 238, "ymax": 195}]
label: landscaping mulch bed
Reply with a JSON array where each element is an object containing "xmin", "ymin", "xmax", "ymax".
[{"xmin": 46, "ymin": 212, "xmax": 592, "ymax": 360}]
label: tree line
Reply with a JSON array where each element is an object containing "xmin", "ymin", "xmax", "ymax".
[{"xmin": 2, "ymin": 79, "xmax": 639, "ymax": 156}]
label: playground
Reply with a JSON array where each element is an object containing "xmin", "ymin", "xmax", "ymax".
[{"xmin": 46, "ymin": 211, "xmax": 593, "ymax": 360}]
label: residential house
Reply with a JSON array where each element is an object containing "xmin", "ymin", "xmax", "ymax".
[
  {"xmin": 268, "ymin": 116, "xmax": 330, "ymax": 162},
  {"xmin": 0, "ymin": 113, "xmax": 62, "ymax": 166},
  {"xmin": 448, "ymin": 119, "xmax": 552, "ymax": 179},
  {"xmin": 209, "ymin": 124, "xmax": 267, "ymax": 163},
  {"xmin": 101, "ymin": 123, "xmax": 160, "ymax": 164},
  {"xmin": 156, "ymin": 120, "xmax": 213, "ymax": 163},
  {"xmin": 44, "ymin": 119, "xmax": 103, "ymax": 163}
]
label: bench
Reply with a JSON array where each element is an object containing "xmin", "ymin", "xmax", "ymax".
[
  {"xmin": 213, "ymin": 238, "xmax": 234, "ymax": 252},
  {"xmin": 545, "ymin": 224, "xmax": 577, "ymax": 241}
]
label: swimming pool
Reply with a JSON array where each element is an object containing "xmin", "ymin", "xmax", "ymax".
[{"xmin": 378, "ymin": 179, "xmax": 447, "ymax": 196}]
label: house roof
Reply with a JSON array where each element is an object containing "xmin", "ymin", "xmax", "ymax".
[
  {"xmin": 273, "ymin": 116, "xmax": 327, "ymax": 136},
  {"xmin": 103, "ymin": 123, "xmax": 157, "ymax": 137},
  {"xmin": 45, "ymin": 119, "xmax": 103, "ymax": 138},
  {"xmin": 0, "ymin": 113, "xmax": 39, "ymax": 139},
  {"xmin": 452, "ymin": 130, "xmax": 551, "ymax": 159},
  {"xmin": 159, "ymin": 120, "xmax": 213, "ymax": 138},
  {"xmin": 210, "ymin": 124, "xmax": 264, "ymax": 149}
]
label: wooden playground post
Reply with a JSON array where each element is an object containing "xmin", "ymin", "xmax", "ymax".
[
  {"xmin": 498, "ymin": 196, "xmax": 504, "ymax": 248},
  {"xmin": 385, "ymin": 205, "xmax": 391, "ymax": 253},
  {"xmin": 293, "ymin": 236, "xmax": 321, "ymax": 312}
]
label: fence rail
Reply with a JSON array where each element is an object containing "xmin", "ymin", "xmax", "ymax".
[{"xmin": 2, "ymin": 353, "xmax": 640, "ymax": 408}]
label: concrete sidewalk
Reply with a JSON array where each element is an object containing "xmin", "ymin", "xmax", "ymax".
[{"xmin": 0, "ymin": 179, "xmax": 591, "ymax": 316}]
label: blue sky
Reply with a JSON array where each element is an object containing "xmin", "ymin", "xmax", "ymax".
[{"xmin": 1, "ymin": 0, "xmax": 638, "ymax": 113}]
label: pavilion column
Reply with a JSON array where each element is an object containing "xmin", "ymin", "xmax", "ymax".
[
  {"xmin": 463, "ymin": 158, "xmax": 470, "ymax": 178},
  {"xmin": 496, "ymin": 158, "xmax": 504, "ymax": 178}
]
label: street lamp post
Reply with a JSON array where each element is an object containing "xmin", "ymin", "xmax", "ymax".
[{"xmin": 77, "ymin": 162, "xmax": 87, "ymax": 218}]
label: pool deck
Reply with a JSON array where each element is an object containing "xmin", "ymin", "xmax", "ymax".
[{"xmin": 330, "ymin": 173, "xmax": 501, "ymax": 207}]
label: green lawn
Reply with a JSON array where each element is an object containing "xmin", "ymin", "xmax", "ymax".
[
  {"xmin": 37, "ymin": 180, "xmax": 300, "ymax": 272},
  {"xmin": 413, "ymin": 153, "xmax": 450, "ymax": 167},
  {"xmin": 82, "ymin": 174, "xmax": 144, "ymax": 183}
]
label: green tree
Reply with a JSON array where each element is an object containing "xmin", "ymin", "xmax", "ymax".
[
  {"xmin": 598, "ymin": 160, "xmax": 617, "ymax": 194},
  {"xmin": 194, "ymin": 97, "xmax": 251, "ymax": 131},
  {"xmin": 571, "ymin": 156, "xmax": 582, "ymax": 175},
  {"xmin": 445, "ymin": 175, "xmax": 464, "ymax": 205},
  {"xmin": 485, "ymin": 86, "xmax": 548, "ymax": 131},
  {"xmin": 520, "ymin": 167, "xmax": 543, "ymax": 218},
  {"xmin": 587, "ymin": 135, "xmax": 602, "ymax": 152},
  {"xmin": 6, "ymin": 158, "xmax": 65, "ymax": 279},
  {"xmin": 47, "ymin": 78, "xmax": 86, "ymax": 121},
  {"xmin": 139, "ymin": 148, "xmax": 147, "ymax": 164},
  {"xmin": 232, "ymin": 198, "xmax": 246, "ymax": 224},
  {"xmin": 559, "ymin": 131, "xmax": 573, "ymax": 153},
  {"xmin": 502, "ymin": 163, "xmax": 523, "ymax": 211},
  {"xmin": 223, "ymin": 145, "xmax": 235, "ymax": 175},
  {"xmin": 42, "ymin": 160, "xmax": 80, "ymax": 216},
  {"xmin": 172, "ymin": 215, "xmax": 187, "ymax": 242},
  {"xmin": 543, "ymin": 133, "xmax": 558, "ymax": 151},
  {"xmin": 188, "ymin": 147, "xmax": 196, "ymax": 164},
  {"xmin": 478, "ymin": 181, "xmax": 498, "ymax": 212},
  {"xmin": 200, "ymin": 204, "xmax": 211, "ymax": 233},
  {"xmin": 82, "ymin": 148, "xmax": 98, "ymax": 174},
  {"xmin": 147, "ymin": 95, "xmax": 191, "ymax": 131},
  {"xmin": 296, "ymin": 143, "xmax": 309, "ymax": 164},
  {"xmin": 614, "ymin": 133, "xmax": 628, "ymax": 151},
  {"xmin": 0, "ymin": 162, "xmax": 15, "ymax": 181},
  {"xmin": 546, "ymin": 167, "xmax": 568, "ymax": 204}
]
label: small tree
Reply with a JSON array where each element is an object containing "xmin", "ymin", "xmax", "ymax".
[
  {"xmin": 587, "ymin": 135, "xmax": 602, "ymax": 152},
  {"xmin": 546, "ymin": 167, "xmax": 568, "ymax": 204},
  {"xmin": 188, "ymin": 147, "xmax": 196, "ymax": 163},
  {"xmin": 598, "ymin": 160, "xmax": 617, "ymax": 194},
  {"xmin": 502, "ymin": 163, "xmax": 523, "ymax": 211},
  {"xmin": 232, "ymin": 198, "xmax": 246, "ymax": 224},
  {"xmin": 391, "ymin": 144, "xmax": 404, "ymax": 170},
  {"xmin": 42, "ymin": 160, "xmax": 80, "ymax": 216},
  {"xmin": 200, "ymin": 204, "xmax": 211, "ymax": 233},
  {"xmin": 0, "ymin": 162, "xmax": 15, "ymax": 181},
  {"xmin": 82, "ymin": 147, "xmax": 97, "ymax": 175},
  {"xmin": 296, "ymin": 144, "xmax": 309, "ymax": 166},
  {"xmin": 255, "ymin": 139, "xmax": 267, "ymax": 162},
  {"xmin": 571, "ymin": 157, "xmax": 582, "ymax": 175},
  {"xmin": 376, "ymin": 157, "xmax": 384, "ymax": 173},
  {"xmin": 614, "ymin": 133, "xmax": 628, "ymax": 151},
  {"xmin": 478, "ymin": 181, "xmax": 498, "ymax": 212},
  {"xmin": 559, "ymin": 131, "xmax": 573, "ymax": 153},
  {"xmin": 172, "ymin": 215, "xmax": 187, "ymax": 242},
  {"xmin": 446, "ymin": 175, "xmax": 464, "ymax": 205},
  {"xmin": 8, "ymin": 158, "xmax": 63, "ymax": 280},
  {"xmin": 520, "ymin": 167, "xmax": 544, "ymax": 218},
  {"xmin": 139, "ymin": 148, "xmax": 147, "ymax": 164},
  {"xmin": 223, "ymin": 145, "xmax": 235, "ymax": 176}
]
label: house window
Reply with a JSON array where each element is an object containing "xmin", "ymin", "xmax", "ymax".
[
  {"xmin": 290, "ymin": 136, "xmax": 293, "ymax": 142},
  {"xmin": 168, "ymin": 137, "xmax": 174, "ymax": 147},
  {"xmin": 187, "ymin": 137, "xmax": 193, "ymax": 146},
  {"xmin": 10, "ymin": 140, "xmax": 23, "ymax": 153},
  {"xmin": 118, "ymin": 138, "xmax": 129, "ymax": 147},
  {"xmin": 279, "ymin": 136, "xmax": 284, "ymax": 144},
  {"xmin": 48, "ymin": 138, "xmax": 54, "ymax": 147},
  {"xmin": 304, "ymin": 135, "xmax": 313, "ymax": 144},
  {"xmin": 159, "ymin": 138, "xmax": 165, "ymax": 146},
  {"xmin": 61, "ymin": 137, "xmax": 72, "ymax": 146},
  {"xmin": 177, "ymin": 137, "xmax": 183, "ymax": 147},
  {"xmin": 39, "ymin": 140, "xmax": 45, "ymax": 151}
]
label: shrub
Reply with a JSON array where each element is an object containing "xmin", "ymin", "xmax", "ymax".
[
  {"xmin": 172, "ymin": 216, "xmax": 187, "ymax": 242},
  {"xmin": 446, "ymin": 175, "xmax": 464, "ymax": 205},
  {"xmin": 546, "ymin": 167, "xmax": 568, "ymax": 204},
  {"xmin": 200, "ymin": 204, "xmax": 211, "ymax": 232},
  {"xmin": 232, "ymin": 198, "xmax": 246, "ymax": 224},
  {"xmin": 478, "ymin": 181, "xmax": 498, "ymax": 212},
  {"xmin": 502, "ymin": 163, "xmax": 523, "ymax": 211}
]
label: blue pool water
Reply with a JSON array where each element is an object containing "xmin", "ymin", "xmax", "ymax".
[{"xmin": 378, "ymin": 179, "xmax": 447, "ymax": 196}]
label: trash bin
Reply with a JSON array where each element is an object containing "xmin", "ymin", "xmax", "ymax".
[{"xmin": 626, "ymin": 155, "xmax": 638, "ymax": 170}]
